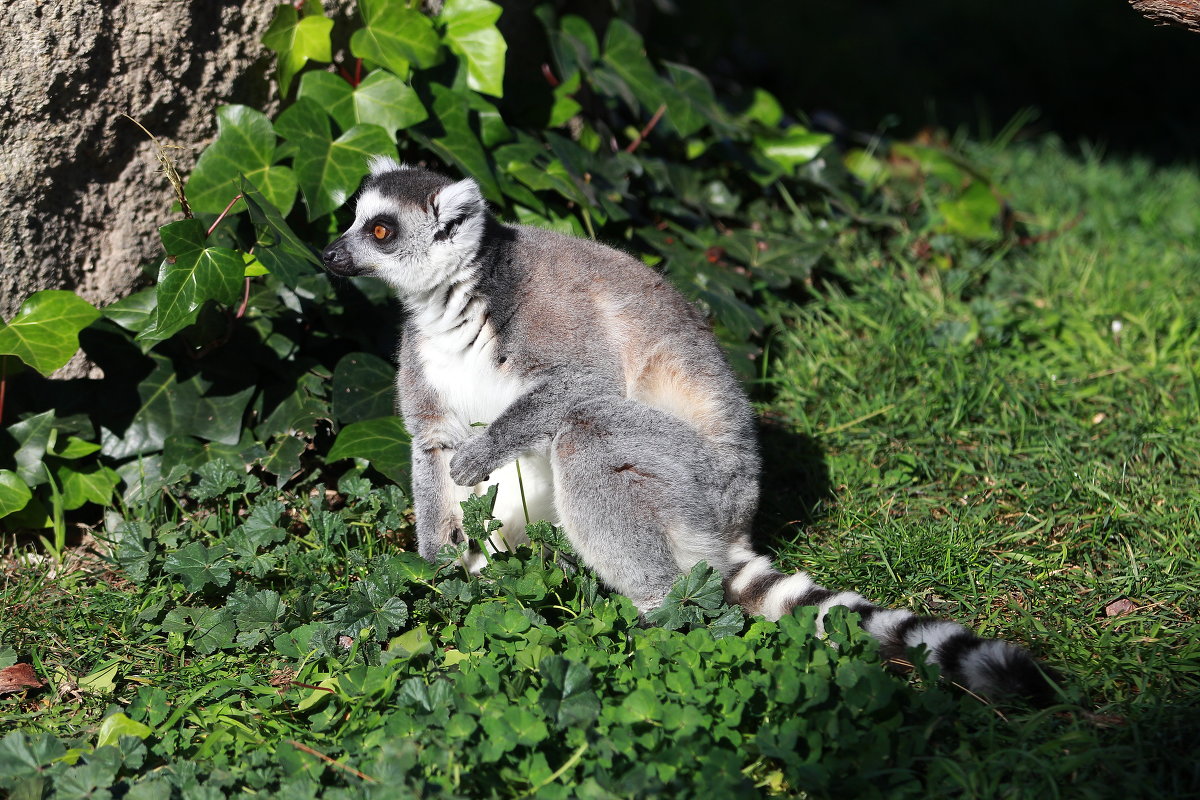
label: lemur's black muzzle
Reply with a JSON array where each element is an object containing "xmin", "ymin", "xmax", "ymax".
[{"xmin": 321, "ymin": 239, "xmax": 361, "ymax": 276}]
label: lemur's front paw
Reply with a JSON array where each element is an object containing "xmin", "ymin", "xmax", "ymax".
[{"xmin": 449, "ymin": 439, "xmax": 495, "ymax": 486}]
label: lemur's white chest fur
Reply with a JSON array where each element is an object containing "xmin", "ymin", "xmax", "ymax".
[
  {"xmin": 412, "ymin": 279, "xmax": 557, "ymax": 546},
  {"xmin": 412, "ymin": 275, "xmax": 524, "ymax": 426}
]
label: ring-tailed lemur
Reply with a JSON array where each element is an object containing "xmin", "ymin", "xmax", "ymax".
[{"xmin": 321, "ymin": 159, "xmax": 1056, "ymax": 704}]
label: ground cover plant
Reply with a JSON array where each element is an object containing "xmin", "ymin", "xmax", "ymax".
[{"xmin": 2, "ymin": 1, "xmax": 1200, "ymax": 797}]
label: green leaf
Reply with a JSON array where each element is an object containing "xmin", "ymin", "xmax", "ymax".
[
  {"xmin": 101, "ymin": 353, "xmax": 255, "ymax": 459},
  {"xmin": 938, "ymin": 181, "xmax": 1003, "ymax": 240},
  {"xmin": 386, "ymin": 625, "xmax": 434, "ymax": 660},
  {"xmin": 113, "ymin": 521, "xmax": 155, "ymax": 583},
  {"xmin": 101, "ymin": 287, "xmax": 158, "ymax": 334},
  {"xmin": 241, "ymin": 180, "xmax": 323, "ymax": 288},
  {"xmin": 8, "ymin": 410, "xmax": 55, "ymax": 486},
  {"xmin": 52, "ymin": 435, "xmax": 102, "ymax": 459},
  {"xmin": 187, "ymin": 105, "xmax": 297, "ymax": 216},
  {"xmin": 279, "ymin": 99, "xmax": 398, "ymax": 219},
  {"xmin": 328, "ymin": 416, "xmax": 410, "ymax": 484},
  {"xmin": 274, "ymin": 623, "xmax": 320, "ymax": 658},
  {"xmin": 261, "ymin": 435, "xmax": 306, "ymax": 484},
  {"xmin": 234, "ymin": 589, "xmax": 285, "ymax": 633},
  {"xmin": 411, "ymin": 85, "xmax": 503, "ymax": 201},
  {"xmin": 162, "ymin": 608, "xmax": 237, "ymax": 653},
  {"xmin": 55, "ymin": 463, "xmax": 119, "ymax": 511},
  {"xmin": 600, "ymin": 19, "xmax": 662, "ymax": 116},
  {"xmin": 539, "ymin": 656, "xmax": 600, "ymax": 728},
  {"xmin": 339, "ymin": 587, "xmax": 408, "ymax": 641},
  {"xmin": 332, "ymin": 352, "xmax": 395, "ymax": 424},
  {"xmin": 664, "ymin": 62, "xmax": 725, "ymax": 137},
  {"xmin": 262, "ymin": 3, "xmax": 333, "ymax": 95},
  {"xmin": 440, "ymin": 0, "xmax": 507, "ymax": 97},
  {"xmin": 0, "ymin": 470, "xmax": 32, "ymax": 517},
  {"xmin": 384, "ymin": 552, "xmax": 436, "ymax": 584},
  {"xmin": 0, "ymin": 291, "xmax": 99, "ymax": 377},
  {"xmin": 755, "ymin": 125, "xmax": 833, "ymax": 172},
  {"xmin": 138, "ymin": 218, "xmax": 245, "ymax": 344},
  {"xmin": 0, "ymin": 731, "xmax": 66, "ymax": 783},
  {"xmin": 78, "ymin": 660, "xmax": 120, "ymax": 693},
  {"xmin": 95, "ymin": 713, "xmax": 152, "ymax": 749},
  {"xmin": 164, "ymin": 542, "xmax": 233, "ymax": 592},
  {"xmin": 351, "ymin": 0, "xmax": 440, "ymax": 77},
  {"xmin": 548, "ymin": 72, "xmax": 582, "ymax": 127},
  {"xmin": 644, "ymin": 561, "xmax": 726, "ymax": 630},
  {"xmin": 298, "ymin": 70, "xmax": 428, "ymax": 139}
]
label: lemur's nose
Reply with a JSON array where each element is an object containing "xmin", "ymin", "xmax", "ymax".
[{"xmin": 322, "ymin": 241, "xmax": 353, "ymax": 274}]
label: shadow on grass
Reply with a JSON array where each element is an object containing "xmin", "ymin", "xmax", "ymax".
[{"xmin": 752, "ymin": 415, "xmax": 833, "ymax": 554}]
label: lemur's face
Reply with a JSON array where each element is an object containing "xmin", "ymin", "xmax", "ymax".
[{"xmin": 321, "ymin": 159, "xmax": 485, "ymax": 297}]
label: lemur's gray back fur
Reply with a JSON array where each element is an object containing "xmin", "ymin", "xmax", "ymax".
[{"xmin": 322, "ymin": 160, "xmax": 1056, "ymax": 705}]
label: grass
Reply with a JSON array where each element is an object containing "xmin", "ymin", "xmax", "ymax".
[
  {"xmin": 2, "ymin": 137, "xmax": 1199, "ymax": 797},
  {"xmin": 760, "ymin": 136, "xmax": 1200, "ymax": 794}
]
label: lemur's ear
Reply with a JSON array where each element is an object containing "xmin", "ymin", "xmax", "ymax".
[
  {"xmin": 367, "ymin": 155, "xmax": 407, "ymax": 176},
  {"xmin": 430, "ymin": 178, "xmax": 484, "ymax": 243}
]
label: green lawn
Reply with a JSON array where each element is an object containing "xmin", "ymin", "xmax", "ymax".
[
  {"xmin": 761, "ymin": 137, "xmax": 1200, "ymax": 793},
  {"xmin": 2, "ymin": 138, "xmax": 1199, "ymax": 798}
]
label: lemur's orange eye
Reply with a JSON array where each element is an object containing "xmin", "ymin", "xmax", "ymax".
[{"xmin": 373, "ymin": 224, "xmax": 390, "ymax": 240}]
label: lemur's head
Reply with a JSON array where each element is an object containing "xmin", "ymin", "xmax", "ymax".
[{"xmin": 321, "ymin": 158, "xmax": 487, "ymax": 297}]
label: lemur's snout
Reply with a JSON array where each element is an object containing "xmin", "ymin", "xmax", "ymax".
[{"xmin": 322, "ymin": 240, "xmax": 357, "ymax": 276}]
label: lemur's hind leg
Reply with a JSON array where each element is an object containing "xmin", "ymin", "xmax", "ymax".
[{"xmin": 549, "ymin": 397, "xmax": 737, "ymax": 612}]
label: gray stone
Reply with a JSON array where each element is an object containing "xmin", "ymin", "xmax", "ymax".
[{"xmin": 0, "ymin": 0, "xmax": 280, "ymax": 327}]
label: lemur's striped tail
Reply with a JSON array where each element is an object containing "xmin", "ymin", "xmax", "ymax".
[{"xmin": 726, "ymin": 553, "xmax": 1057, "ymax": 705}]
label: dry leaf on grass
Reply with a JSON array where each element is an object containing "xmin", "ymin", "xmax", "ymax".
[
  {"xmin": 0, "ymin": 663, "xmax": 43, "ymax": 695},
  {"xmin": 1105, "ymin": 597, "xmax": 1136, "ymax": 618}
]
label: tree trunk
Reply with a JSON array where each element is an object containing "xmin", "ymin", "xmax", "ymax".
[{"xmin": 0, "ymin": 0, "xmax": 280, "ymax": 327}]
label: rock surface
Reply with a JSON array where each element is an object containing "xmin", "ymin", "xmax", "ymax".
[{"xmin": 0, "ymin": 0, "xmax": 279, "ymax": 323}]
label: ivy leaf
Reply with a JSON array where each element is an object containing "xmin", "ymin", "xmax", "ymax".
[
  {"xmin": 55, "ymin": 462, "xmax": 120, "ymax": 511},
  {"xmin": 664, "ymin": 62, "xmax": 725, "ymax": 138},
  {"xmin": 755, "ymin": 125, "xmax": 833, "ymax": 172},
  {"xmin": 332, "ymin": 352, "xmax": 396, "ymax": 424},
  {"xmin": 164, "ymin": 542, "xmax": 233, "ymax": 592},
  {"xmin": 539, "ymin": 656, "xmax": 600, "ymax": 728},
  {"xmin": 241, "ymin": 180, "xmax": 322, "ymax": 288},
  {"xmin": 440, "ymin": 0, "xmax": 507, "ymax": 98},
  {"xmin": 599, "ymin": 19, "xmax": 663, "ymax": 118},
  {"xmin": 278, "ymin": 99, "xmax": 398, "ymax": 220},
  {"xmin": 0, "ymin": 290, "xmax": 99, "ymax": 377},
  {"xmin": 411, "ymin": 85, "xmax": 503, "ymax": 201},
  {"xmin": 351, "ymin": 0, "xmax": 441, "ymax": 78},
  {"xmin": 327, "ymin": 416, "xmax": 411, "ymax": 484},
  {"xmin": 101, "ymin": 353, "xmax": 254, "ymax": 459},
  {"xmin": 0, "ymin": 470, "xmax": 32, "ymax": 518},
  {"xmin": 540, "ymin": 13, "xmax": 599, "ymax": 80},
  {"xmin": 186, "ymin": 105, "xmax": 297, "ymax": 216},
  {"xmin": 53, "ymin": 435, "xmax": 102, "ymax": 460},
  {"xmin": 8, "ymin": 410, "xmax": 55, "ymax": 487},
  {"xmin": 260, "ymin": 435, "xmax": 306, "ymax": 485},
  {"xmin": 261, "ymin": 3, "xmax": 333, "ymax": 96},
  {"xmin": 137, "ymin": 219, "xmax": 245, "ymax": 345},
  {"xmin": 298, "ymin": 70, "xmax": 428, "ymax": 139},
  {"xmin": 101, "ymin": 287, "xmax": 158, "ymax": 334}
]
